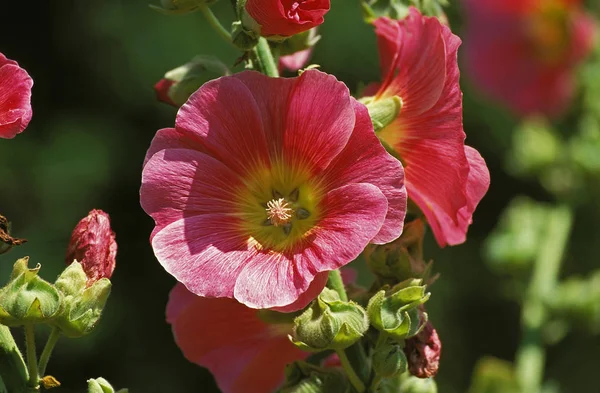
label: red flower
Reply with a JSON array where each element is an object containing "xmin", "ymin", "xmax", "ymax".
[
  {"xmin": 245, "ymin": 0, "xmax": 330, "ymax": 37},
  {"xmin": 367, "ymin": 9, "xmax": 490, "ymax": 247},
  {"xmin": 463, "ymin": 0, "xmax": 597, "ymax": 117},
  {"xmin": 65, "ymin": 209, "xmax": 117, "ymax": 284},
  {"xmin": 141, "ymin": 70, "xmax": 406, "ymax": 311},
  {"xmin": 167, "ymin": 284, "xmax": 308, "ymax": 393},
  {"xmin": 0, "ymin": 53, "xmax": 33, "ymax": 139}
]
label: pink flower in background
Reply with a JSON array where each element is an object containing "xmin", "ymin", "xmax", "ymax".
[
  {"xmin": 463, "ymin": 0, "xmax": 597, "ymax": 117},
  {"xmin": 366, "ymin": 9, "xmax": 490, "ymax": 247},
  {"xmin": 0, "ymin": 53, "xmax": 33, "ymax": 139},
  {"xmin": 66, "ymin": 209, "xmax": 117, "ymax": 284},
  {"xmin": 141, "ymin": 70, "xmax": 406, "ymax": 311},
  {"xmin": 245, "ymin": 0, "xmax": 330, "ymax": 37},
  {"xmin": 167, "ymin": 284, "xmax": 307, "ymax": 393},
  {"xmin": 279, "ymin": 48, "xmax": 313, "ymax": 73}
]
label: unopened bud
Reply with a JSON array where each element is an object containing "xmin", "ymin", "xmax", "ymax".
[
  {"xmin": 232, "ymin": 21, "xmax": 259, "ymax": 51},
  {"xmin": 87, "ymin": 377, "xmax": 128, "ymax": 393},
  {"xmin": 404, "ymin": 321, "xmax": 441, "ymax": 378},
  {"xmin": 66, "ymin": 209, "xmax": 116, "ymax": 285},
  {"xmin": 291, "ymin": 288, "xmax": 369, "ymax": 352},
  {"xmin": 278, "ymin": 361, "xmax": 349, "ymax": 393},
  {"xmin": 367, "ymin": 279, "xmax": 430, "ymax": 341},
  {"xmin": 400, "ymin": 376, "xmax": 438, "ymax": 393},
  {"xmin": 372, "ymin": 340, "xmax": 407, "ymax": 378},
  {"xmin": 362, "ymin": 95, "xmax": 402, "ymax": 132}
]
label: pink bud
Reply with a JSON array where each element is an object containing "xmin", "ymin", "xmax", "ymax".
[
  {"xmin": 65, "ymin": 209, "xmax": 117, "ymax": 284},
  {"xmin": 404, "ymin": 321, "xmax": 441, "ymax": 378}
]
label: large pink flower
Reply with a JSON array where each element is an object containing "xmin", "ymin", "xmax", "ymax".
[
  {"xmin": 365, "ymin": 9, "xmax": 490, "ymax": 247},
  {"xmin": 0, "ymin": 53, "xmax": 33, "ymax": 139},
  {"xmin": 463, "ymin": 0, "xmax": 597, "ymax": 117},
  {"xmin": 141, "ymin": 70, "xmax": 406, "ymax": 311},
  {"xmin": 167, "ymin": 284, "xmax": 307, "ymax": 393}
]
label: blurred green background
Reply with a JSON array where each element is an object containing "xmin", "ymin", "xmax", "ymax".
[{"xmin": 1, "ymin": 0, "xmax": 599, "ymax": 392}]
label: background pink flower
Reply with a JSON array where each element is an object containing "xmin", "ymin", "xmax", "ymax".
[
  {"xmin": 463, "ymin": 0, "xmax": 597, "ymax": 117},
  {"xmin": 279, "ymin": 48, "xmax": 313, "ymax": 73},
  {"xmin": 141, "ymin": 70, "xmax": 407, "ymax": 311},
  {"xmin": 167, "ymin": 284, "xmax": 307, "ymax": 393},
  {"xmin": 0, "ymin": 53, "xmax": 33, "ymax": 139},
  {"xmin": 367, "ymin": 9, "xmax": 490, "ymax": 247}
]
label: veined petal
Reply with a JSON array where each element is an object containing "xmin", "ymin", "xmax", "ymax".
[
  {"xmin": 143, "ymin": 127, "xmax": 207, "ymax": 167},
  {"xmin": 176, "ymin": 76, "xmax": 269, "ymax": 174},
  {"xmin": 0, "ymin": 62, "xmax": 33, "ymax": 139}
]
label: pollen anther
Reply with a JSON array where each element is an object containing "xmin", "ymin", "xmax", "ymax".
[{"xmin": 266, "ymin": 198, "xmax": 294, "ymax": 227}]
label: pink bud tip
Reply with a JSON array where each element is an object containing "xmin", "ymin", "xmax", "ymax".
[
  {"xmin": 65, "ymin": 209, "xmax": 117, "ymax": 284},
  {"xmin": 404, "ymin": 321, "xmax": 441, "ymax": 378}
]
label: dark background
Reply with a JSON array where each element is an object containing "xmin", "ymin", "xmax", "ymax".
[{"xmin": 1, "ymin": 1, "xmax": 599, "ymax": 392}]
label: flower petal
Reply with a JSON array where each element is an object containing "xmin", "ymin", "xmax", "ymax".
[
  {"xmin": 143, "ymin": 127, "xmax": 207, "ymax": 166},
  {"xmin": 0, "ymin": 62, "xmax": 33, "ymax": 139}
]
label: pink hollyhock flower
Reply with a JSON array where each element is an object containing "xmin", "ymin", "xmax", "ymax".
[
  {"xmin": 365, "ymin": 8, "xmax": 490, "ymax": 248},
  {"xmin": 66, "ymin": 209, "xmax": 117, "ymax": 284},
  {"xmin": 141, "ymin": 69, "xmax": 406, "ymax": 311},
  {"xmin": 279, "ymin": 48, "xmax": 313, "ymax": 73},
  {"xmin": 167, "ymin": 283, "xmax": 308, "ymax": 393},
  {"xmin": 0, "ymin": 53, "xmax": 33, "ymax": 139},
  {"xmin": 245, "ymin": 0, "xmax": 330, "ymax": 37},
  {"xmin": 463, "ymin": 0, "xmax": 597, "ymax": 117}
]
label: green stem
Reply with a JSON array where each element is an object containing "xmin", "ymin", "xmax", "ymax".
[
  {"xmin": 515, "ymin": 206, "xmax": 573, "ymax": 393},
  {"xmin": 199, "ymin": 6, "xmax": 232, "ymax": 43},
  {"xmin": 369, "ymin": 375, "xmax": 383, "ymax": 393},
  {"xmin": 252, "ymin": 37, "xmax": 279, "ymax": 78},
  {"xmin": 0, "ymin": 325, "xmax": 28, "ymax": 392},
  {"xmin": 336, "ymin": 349, "xmax": 366, "ymax": 393},
  {"xmin": 23, "ymin": 325, "xmax": 38, "ymax": 389},
  {"xmin": 327, "ymin": 270, "xmax": 348, "ymax": 302},
  {"xmin": 37, "ymin": 328, "xmax": 60, "ymax": 377}
]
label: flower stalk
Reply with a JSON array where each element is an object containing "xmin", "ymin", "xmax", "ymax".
[
  {"xmin": 253, "ymin": 37, "xmax": 279, "ymax": 77},
  {"xmin": 38, "ymin": 328, "xmax": 61, "ymax": 377},
  {"xmin": 199, "ymin": 6, "xmax": 233, "ymax": 44},
  {"xmin": 0, "ymin": 325, "xmax": 28, "ymax": 392},
  {"xmin": 24, "ymin": 325, "xmax": 38, "ymax": 389}
]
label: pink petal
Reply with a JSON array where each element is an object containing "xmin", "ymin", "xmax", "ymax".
[
  {"xmin": 0, "ymin": 61, "xmax": 33, "ymax": 139},
  {"xmin": 143, "ymin": 127, "xmax": 207, "ymax": 167},
  {"xmin": 320, "ymin": 100, "xmax": 407, "ymax": 244},
  {"xmin": 176, "ymin": 76, "xmax": 269, "ymax": 175},
  {"xmin": 270, "ymin": 271, "xmax": 328, "ymax": 313},
  {"xmin": 167, "ymin": 284, "xmax": 307, "ymax": 393},
  {"xmin": 152, "ymin": 214, "xmax": 250, "ymax": 298},
  {"xmin": 279, "ymin": 48, "xmax": 313, "ymax": 72},
  {"xmin": 141, "ymin": 148, "xmax": 242, "ymax": 237},
  {"xmin": 419, "ymin": 146, "xmax": 490, "ymax": 246},
  {"xmin": 284, "ymin": 70, "xmax": 356, "ymax": 173}
]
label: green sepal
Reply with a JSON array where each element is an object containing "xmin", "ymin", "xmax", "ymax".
[
  {"xmin": 363, "ymin": 96, "xmax": 402, "ymax": 132},
  {"xmin": 277, "ymin": 361, "xmax": 350, "ymax": 393},
  {"xmin": 52, "ymin": 262, "xmax": 112, "ymax": 338},
  {"xmin": 291, "ymin": 288, "xmax": 369, "ymax": 352},
  {"xmin": 367, "ymin": 279, "xmax": 430, "ymax": 340},
  {"xmin": 87, "ymin": 377, "xmax": 128, "ymax": 393},
  {"xmin": 0, "ymin": 257, "xmax": 62, "ymax": 327},
  {"xmin": 232, "ymin": 21, "xmax": 259, "ymax": 51},
  {"xmin": 372, "ymin": 339, "xmax": 407, "ymax": 378},
  {"xmin": 360, "ymin": 0, "xmax": 409, "ymax": 23},
  {"xmin": 400, "ymin": 376, "xmax": 438, "ymax": 393}
]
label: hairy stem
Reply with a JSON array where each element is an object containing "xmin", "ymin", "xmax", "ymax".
[
  {"xmin": 515, "ymin": 206, "xmax": 573, "ymax": 393},
  {"xmin": 0, "ymin": 325, "xmax": 28, "ymax": 392},
  {"xmin": 327, "ymin": 269, "xmax": 348, "ymax": 302},
  {"xmin": 252, "ymin": 37, "xmax": 279, "ymax": 78},
  {"xmin": 336, "ymin": 349, "xmax": 366, "ymax": 393},
  {"xmin": 23, "ymin": 325, "xmax": 38, "ymax": 389},
  {"xmin": 37, "ymin": 328, "xmax": 61, "ymax": 377}
]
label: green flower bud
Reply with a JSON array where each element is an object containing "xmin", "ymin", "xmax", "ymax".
[
  {"xmin": 361, "ymin": 96, "xmax": 402, "ymax": 133},
  {"xmin": 0, "ymin": 257, "xmax": 62, "ymax": 326},
  {"xmin": 360, "ymin": 0, "xmax": 409, "ymax": 23},
  {"xmin": 231, "ymin": 21, "xmax": 259, "ymax": 51},
  {"xmin": 372, "ymin": 340, "xmax": 407, "ymax": 378},
  {"xmin": 52, "ymin": 262, "xmax": 112, "ymax": 338},
  {"xmin": 291, "ymin": 288, "xmax": 369, "ymax": 352},
  {"xmin": 278, "ymin": 361, "xmax": 349, "ymax": 393},
  {"xmin": 149, "ymin": 0, "xmax": 216, "ymax": 15},
  {"xmin": 400, "ymin": 376, "xmax": 438, "ymax": 393},
  {"xmin": 87, "ymin": 377, "xmax": 128, "ymax": 393},
  {"xmin": 367, "ymin": 279, "xmax": 430, "ymax": 341}
]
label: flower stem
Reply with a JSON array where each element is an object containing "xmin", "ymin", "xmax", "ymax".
[
  {"xmin": 37, "ymin": 328, "xmax": 60, "ymax": 377},
  {"xmin": 515, "ymin": 206, "xmax": 573, "ymax": 393},
  {"xmin": 252, "ymin": 37, "xmax": 279, "ymax": 78},
  {"xmin": 199, "ymin": 6, "xmax": 232, "ymax": 44},
  {"xmin": 0, "ymin": 325, "xmax": 28, "ymax": 392},
  {"xmin": 327, "ymin": 270, "xmax": 348, "ymax": 302},
  {"xmin": 23, "ymin": 325, "xmax": 38, "ymax": 389},
  {"xmin": 336, "ymin": 349, "xmax": 366, "ymax": 393}
]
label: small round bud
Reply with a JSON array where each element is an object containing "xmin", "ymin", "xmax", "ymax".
[
  {"xmin": 372, "ymin": 340, "xmax": 407, "ymax": 378},
  {"xmin": 278, "ymin": 361, "xmax": 348, "ymax": 393}
]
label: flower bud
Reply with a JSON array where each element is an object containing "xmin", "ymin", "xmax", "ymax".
[
  {"xmin": 52, "ymin": 262, "xmax": 112, "ymax": 338},
  {"xmin": 149, "ymin": 0, "xmax": 216, "ymax": 15},
  {"xmin": 362, "ymin": 95, "xmax": 403, "ymax": 132},
  {"xmin": 400, "ymin": 376, "xmax": 438, "ymax": 393},
  {"xmin": 360, "ymin": 0, "xmax": 409, "ymax": 23},
  {"xmin": 0, "ymin": 257, "xmax": 62, "ymax": 326},
  {"xmin": 372, "ymin": 340, "xmax": 407, "ymax": 378},
  {"xmin": 87, "ymin": 377, "xmax": 128, "ymax": 393},
  {"xmin": 367, "ymin": 279, "xmax": 430, "ymax": 341},
  {"xmin": 404, "ymin": 321, "xmax": 441, "ymax": 378},
  {"xmin": 278, "ymin": 361, "xmax": 349, "ymax": 393},
  {"xmin": 155, "ymin": 56, "xmax": 231, "ymax": 107},
  {"xmin": 0, "ymin": 214, "xmax": 26, "ymax": 255},
  {"xmin": 291, "ymin": 288, "xmax": 369, "ymax": 352},
  {"xmin": 66, "ymin": 209, "xmax": 116, "ymax": 285},
  {"xmin": 231, "ymin": 21, "xmax": 260, "ymax": 51}
]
